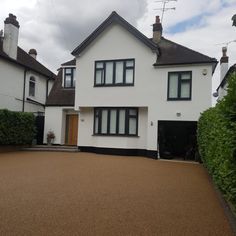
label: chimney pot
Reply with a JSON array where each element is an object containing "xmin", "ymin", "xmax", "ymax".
[
  {"xmin": 220, "ymin": 46, "xmax": 229, "ymax": 82},
  {"xmin": 29, "ymin": 48, "xmax": 37, "ymax": 59}
]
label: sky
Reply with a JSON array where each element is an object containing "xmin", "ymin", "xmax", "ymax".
[{"xmin": 0, "ymin": 0, "xmax": 236, "ymax": 103}]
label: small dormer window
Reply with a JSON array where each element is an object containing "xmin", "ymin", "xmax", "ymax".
[
  {"xmin": 29, "ymin": 76, "xmax": 36, "ymax": 96},
  {"xmin": 64, "ymin": 68, "xmax": 75, "ymax": 88}
]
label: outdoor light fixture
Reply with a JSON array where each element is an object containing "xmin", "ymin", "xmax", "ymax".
[
  {"xmin": 176, "ymin": 112, "xmax": 181, "ymax": 117},
  {"xmin": 202, "ymin": 69, "xmax": 207, "ymax": 76}
]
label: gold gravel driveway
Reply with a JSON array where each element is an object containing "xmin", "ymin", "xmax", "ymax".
[{"xmin": 0, "ymin": 151, "xmax": 234, "ymax": 236}]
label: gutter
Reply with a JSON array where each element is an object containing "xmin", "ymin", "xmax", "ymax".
[{"xmin": 22, "ymin": 68, "xmax": 27, "ymax": 112}]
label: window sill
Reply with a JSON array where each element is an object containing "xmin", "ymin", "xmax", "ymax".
[
  {"xmin": 92, "ymin": 134, "xmax": 139, "ymax": 137},
  {"xmin": 94, "ymin": 84, "xmax": 134, "ymax": 87},
  {"xmin": 167, "ymin": 98, "xmax": 191, "ymax": 101}
]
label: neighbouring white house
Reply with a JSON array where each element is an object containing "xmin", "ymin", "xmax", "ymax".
[
  {"xmin": 0, "ymin": 14, "xmax": 56, "ymax": 144},
  {"xmin": 0, "ymin": 14, "xmax": 56, "ymax": 114},
  {"xmin": 45, "ymin": 11, "xmax": 217, "ymax": 159},
  {"xmin": 215, "ymin": 47, "xmax": 236, "ymax": 100}
]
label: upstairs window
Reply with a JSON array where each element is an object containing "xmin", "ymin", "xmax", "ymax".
[
  {"xmin": 94, "ymin": 108, "xmax": 138, "ymax": 136},
  {"xmin": 94, "ymin": 59, "xmax": 135, "ymax": 86},
  {"xmin": 29, "ymin": 76, "xmax": 36, "ymax": 97},
  {"xmin": 64, "ymin": 68, "xmax": 75, "ymax": 88},
  {"xmin": 168, "ymin": 71, "xmax": 192, "ymax": 100}
]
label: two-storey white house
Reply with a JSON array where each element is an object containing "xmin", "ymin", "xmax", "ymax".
[
  {"xmin": 0, "ymin": 14, "xmax": 55, "ymax": 113},
  {"xmin": 45, "ymin": 12, "xmax": 217, "ymax": 159}
]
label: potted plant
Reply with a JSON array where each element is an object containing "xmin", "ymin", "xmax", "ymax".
[{"xmin": 47, "ymin": 131, "xmax": 55, "ymax": 145}]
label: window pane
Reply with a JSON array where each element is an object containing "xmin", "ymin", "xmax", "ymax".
[
  {"xmin": 96, "ymin": 70, "xmax": 103, "ymax": 85},
  {"xmin": 101, "ymin": 110, "xmax": 108, "ymax": 134},
  {"xmin": 105, "ymin": 62, "xmax": 113, "ymax": 84},
  {"xmin": 115, "ymin": 62, "xmax": 123, "ymax": 84},
  {"xmin": 73, "ymin": 69, "xmax": 76, "ymax": 87},
  {"xmin": 181, "ymin": 73, "xmax": 191, "ymax": 80},
  {"xmin": 129, "ymin": 109, "xmax": 137, "ymax": 116},
  {"xmin": 95, "ymin": 117, "xmax": 99, "ymax": 133},
  {"xmin": 96, "ymin": 62, "xmax": 103, "ymax": 69},
  {"xmin": 110, "ymin": 110, "xmax": 117, "ymax": 134},
  {"xmin": 65, "ymin": 68, "xmax": 72, "ymax": 74},
  {"xmin": 129, "ymin": 118, "xmax": 137, "ymax": 135},
  {"xmin": 181, "ymin": 82, "xmax": 190, "ymax": 98},
  {"xmin": 125, "ymin": 69, "xmax": 133, "ymax": 84},
  {"xmin": 126, "ymin": 60, "xmax": 134, "ymax": 67},
  {"xmin": 29, "ymin": 82, "xmax": 35, "ymax": 96},
  {"xmin": 118, "ymin": 109, "xmax": 125, "ymax": 134},
  {"xmin": 65, "ymin": 75, "xmax": 71, "ymax": 87},
  {"xmin": 169, "ymin": 74, "xmax": 178, "ymax": 98}
]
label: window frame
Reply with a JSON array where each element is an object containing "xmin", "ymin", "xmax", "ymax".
[
  {"xmin": 64, "ymin": 67, "xmax": 75, "ymax": 88},
  {"xmin": 29, "ymin": 76, "xmax": 36, "ymax": 97},
  {"xmin": 167, "ymin": 71, "xmax": 192, "ymax": 101},
  {"xmin": 93, "ymin": 107, "xmax": 138, "ymax": 136},
  {"xmin": 94, "ymin": 59, "xmax": 135, "ymax": 87}
]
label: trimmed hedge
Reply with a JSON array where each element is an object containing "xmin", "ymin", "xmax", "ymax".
[
  {"xmin": 0, "ymin": 109, "xmax": 36, "ymax": 145},
  {"xmin": 197, "ymin": 73, "xmax": 236, "ymax": 209}
]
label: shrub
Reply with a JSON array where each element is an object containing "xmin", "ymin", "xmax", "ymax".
[
  {"xmin": 197, "ymin": 72, "xmax": 236, "ymax": 209},
  {"xmin": 0, "ymin": 109, "xmax": 36, "ymax": 145}
]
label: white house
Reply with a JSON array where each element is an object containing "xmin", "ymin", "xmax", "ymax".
[
  {"xmin": 215, "ymin": 47, "xmax": 236, "ymax": 100},
  {"xmin": 45, "ymin": 12, "xmax": 217, "ymax": 159},
  {"xmin": 0, "ymin": 14, "xmax": 55, "ymax": 113}
]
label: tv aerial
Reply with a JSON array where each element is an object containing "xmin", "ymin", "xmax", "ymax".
[{"xmin": 154, "ymin": 0, "xmax": 177, "ymax": 23}]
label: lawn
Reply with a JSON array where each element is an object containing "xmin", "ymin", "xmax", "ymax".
[{"xmin": 0, "ymin": 152, "xmax": 234, "ymax": 236}]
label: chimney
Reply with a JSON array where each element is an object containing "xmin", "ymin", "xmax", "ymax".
[
  {"xmin": 220, "ymin": 47, "xmax": 228, "ymax": 81},
  {"xmin": 152, "ymin": 16, "xmax": 162, "ymax": 44},
  {"xmin": 29, "ymin": 49, "xmax": 37, "ymax": 60},
  {"xmin": 3, "ymin": 13, "xmax": 20, "ymax": 60}
]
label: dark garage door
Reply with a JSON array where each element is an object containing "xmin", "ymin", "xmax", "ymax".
[{"xmin": 158, "ymin": 121, "xmax": 197, "ymax": 161}]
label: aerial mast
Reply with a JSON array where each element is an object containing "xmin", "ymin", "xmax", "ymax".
[{"xmin": 154, "ymin": 0, "xmax": 177, "ymax": 23}]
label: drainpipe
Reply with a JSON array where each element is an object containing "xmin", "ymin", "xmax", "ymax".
[{"xmin": 22, "ymin": 68, "xmax": 27, "ymax": 112}]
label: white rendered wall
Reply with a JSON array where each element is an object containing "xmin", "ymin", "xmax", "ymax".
[
  {"xmin": 75, "ymin": 23, "xmax": 213, "ymax": 151},
  {"xmin": 0, "ymin": 59, "xmax": 53, "ymax": 113},
  {"xmin": 0, "ymin": 59, "xmax": 24, "ymax": 111},
  {"xmin": 44, "ymin": 106, "xmax": 78, "ymax": 144}
]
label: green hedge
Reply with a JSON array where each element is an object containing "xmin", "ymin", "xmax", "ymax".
[
  {"xmin": 0, "ymin": 109, "xmax": 36, "ymax": 145},
  {"xmin": 198, "ymin": 73, "xmax": 236, "ymax": 209}
]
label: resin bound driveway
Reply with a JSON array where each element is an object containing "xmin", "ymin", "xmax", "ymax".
[{"xmin": 0, "ymin": 152, "xmax": 234, "ymax": 236}]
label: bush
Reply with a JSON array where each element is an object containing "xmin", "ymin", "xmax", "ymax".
[
  {"xmin": 197, "ymin": 72, "xmax": 236, "ymax": 209},
  {"xmin": 0, "ymin": 109, "xmax": 36, "ymax": 145}
]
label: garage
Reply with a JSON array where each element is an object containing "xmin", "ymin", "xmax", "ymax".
[{"xmin": 158, "ymin": 121, "xmax": 198, "ymax": 161}]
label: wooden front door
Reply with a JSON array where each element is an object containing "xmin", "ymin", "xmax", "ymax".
[{"xmin": 65, "ymin": 114, "xmax": 78, "ymax": 146}]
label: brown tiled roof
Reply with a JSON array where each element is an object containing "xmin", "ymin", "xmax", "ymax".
[
  {"xmin": 46, "ymin": 69, "xmax": 74, "ymax": 106},
  {"xmin": 153, "ymin": 37, "xmax": 218, "ymax": 67},
  {"xmin": 61, "ymin": 59, "xmax": 76, "ymax": 66},
  {"xmin": 0, "ymin": 41, "xmax": 56, "ymax": 79}
]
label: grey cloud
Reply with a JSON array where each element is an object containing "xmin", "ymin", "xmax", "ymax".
[{"xmin": 17, "ymin": 0, "xmax": 148, "ymax": 71}]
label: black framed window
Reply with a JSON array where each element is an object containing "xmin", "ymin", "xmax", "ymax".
[
  {"xmin": 64, "ymin": 67, "xmax": 75, "ymax": 88},
  {"xmin": 94, "ymin": 59, "xmax": 135, "ymax": 86},
  {"xmin": 29, "ymin": 76, "xmax": 36, "ymax": 96},
  {"xmin": 167, "ymin": 71, "xmax": 192, "ymax": 100},
  {"xmin": 94, "ymin": 108, "xmax": 138, "ymax": 136}
]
